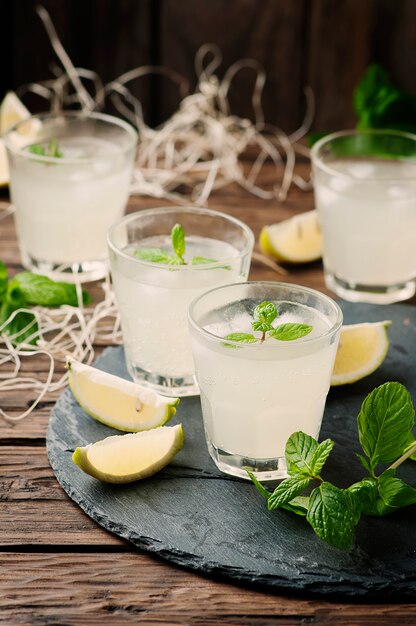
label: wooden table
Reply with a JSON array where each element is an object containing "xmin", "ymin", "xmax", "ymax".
[{"xmin": 1, "ymin": 163, "xmax": 415, "ymax": 625}]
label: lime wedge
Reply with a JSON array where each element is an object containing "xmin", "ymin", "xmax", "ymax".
[
  {"xmin": 72, "ymin": 424, "xmax": 184, "ymax": 483},
  {"xmin": 331, "ymin": 321, "xmax": 391, "ymax": 386},
  {"xmin": 66, "ymin": 357, "xmax": 179, "ymax": 432},
  {"xmin": 259, "ymin": 210, "xmax": 322, "ymax": 263}
]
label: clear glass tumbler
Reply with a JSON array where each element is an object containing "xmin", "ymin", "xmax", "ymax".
[
  {"xmin": 189, "ymin": 281, "xmax": 342, "ymax": 480},
  {"xmin": 108, "ymin": 207, "xmax": 254, "ymax": 397},
  {"xmin": 311, "ymin": 130, "xmax": 416, "ymax": 303},
  {"xmin": 5, "ymin": 112, "xmax": 137, "ymax": 282}
]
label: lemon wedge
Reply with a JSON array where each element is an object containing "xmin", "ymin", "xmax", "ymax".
[
  {"xmin": 0, "ymin": 92, "xmax": 38, "ymax": 187},
  {"xmin": 72, "ymin": 425, "xmax": 184, "ymax": 483},
  {"xmin": 259, "ymin": 210, "xmax": 323, "ymax": 263},
  {"xmin": 66, "ymin": 357, "xmax": 180, "ymax": 432},
  {"xmin": 331, "ymin": 321, "xmax": 391, "ymax": 386}
]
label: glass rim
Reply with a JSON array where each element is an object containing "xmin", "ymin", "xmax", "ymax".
[
  {"xmin": 3, "ymin": 111, "xmax": 138, "ymax": 164},
  {"xmin": 107, "ymin": 206, "xmax": 255, "ymax": 271},
  {"xmin": 310, "ymin": 128, "xmax": 416, "ymax": 183},
  {"xmin": 188, "ymin": 280, "xmax": 343, "ymax": 348}
]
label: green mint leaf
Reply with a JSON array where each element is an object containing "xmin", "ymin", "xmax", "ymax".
[
  {"xmin": 191, "ymin": 256, "xmax": 217, "ymax": 265},
  {"xmin": 134, "ymin": 248, "xmax": 177, "ymax": 264},
  {"xmin": 310, "ymin": 439, "xmax": 335, "ymax": 475},
  {"xmin": 306, "ymin": 482, "xmax": 359, "ymax": 550},
  {"xmin": 269, "ymin": 323, "xmax": 313, "ymax": 342},
  {"xmin": 252, "ymin": 301, "xmax": 277, "ymax": 332},
  {"xmin": 48, "ymin": 137, "xmax": 63, "ymax": 158},
  {"xmin": 373, "ymin": 470, "xmax": 416, "ymax": 516},
  {"xmin": 171, "ymin": 224, "xmax": 186, "ymax": 260},
  {"xmin": 357, "ymin": 382, "xmax": 415, "ymax": 473},
  {"xmin": 348, "ymin": 478, "xmax": 378, "ymax": 516},
  {"xmin": 356, "ymin": 453, "xmax": 372, "ymax": 474},
  {"xmin": 28, "ymin": 144, "xmax": 46, "ymax": 156},
  {"xmin": 0, "ymin": 261, "xmax": 8, "ymax": 302},
  {"xmin": 285, "ymin": 431, "xmax": 320, "ymax": 478},
  {"xmin": 12, "ymin": 272, "xmax": 90, "ymax": 307},
  {"xmin": 268, "ymin": 476, "xmax": 311, "ymax": 511},
  {"xmin": 246, "ymin": 469, "xmax": 271, "ymax": 500},
  {"xmin": 223, "ymin": 332, "xmax": 257, "ymax": 345},
  {"xmin": 2, "ymin": 309, "xmax": 38, "ymax": 344},
  {"xmin": 281, "ymin": 495, "xmax": 309, "ymax": 517}
]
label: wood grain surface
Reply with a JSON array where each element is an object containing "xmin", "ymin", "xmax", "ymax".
[{"xmin": 1, "ymin": 161, "xmax": 415, "ymax": 624}]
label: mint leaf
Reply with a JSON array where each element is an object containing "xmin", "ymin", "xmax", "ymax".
[
  {"xmin": 310, "ymin": 439, "xmax": 335, "ymax": 475},
  {"xmin": 307, "ymin": 483, "xmax": 359, "ymax": 550},
  {"xmin": 374, "ymin": 470, "xmax": 416, "ymax": 515},
  {"xmin": 223, "ymin": 332, "xmax": 257, "ymax": 344},
  {"xmin": 171, "ymin": 224, "xmax": 185, "ymax": 261},
  {"xmin": 281, "ymin": 495, "xmax": 309, "ymax": 517},
  {"xmin": 48, "ymin": 137, "xmax": 63, "ymax": 158},
  {"xmin": 268, "ymin": 476, "xmax": 311, "ymax": 510},
  {"xmin": 269, "ymin": 323, "xmax": 312, "ymax": 342},
  {"xmin": 348, "ymin": 478, "xmax": 378, "ymax": 516},
  {"xmin": 0, "ymin": 261, "xmax": 8, "ymax": 301},
  {"xmin": 28, "ymin": 144, "xmax": 46, "ymax": 156},
  {"xmin": 245, "ymin": 469, "xmax": 270, "ymax": 500},
  {"xmin": 191, "ymin": 256, "xmax": 217, "ymax": 265},
  {"xmin": 134, "ymin": 248, "xmax": 176, "ymax": 264},
  {"xmin": 356, "ymin": 453, "xmax": 372, "ymax": 474},
  {"xmin": 285, "ymin": 431, "xmax": 320, "ymax": 477},
  {"xmin": 252, "ymin": 301, "xmax": 277, "ymax": 332},
  {"xmin": 12, "ymin": 273, "xmax": 90, "ymax": 307},
  {"xmin": 357, "ymin": 382, "xmax": 415, "ymax": 473}
]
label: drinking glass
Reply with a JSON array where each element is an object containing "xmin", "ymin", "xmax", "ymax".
[
  {"xmin": 108, "ymin": 207, "xmax": 254, "ymax": 397},
  {"xmin": 4, "ymin": 112, "xmax": 137, "ymax": 282},
  {"xmin": 189, "ymin": 281, "xmax": 342, "ymax": 480},
  {"xmin": 311, "ymin": 130, "xmax": 416, "ymax": 303}
]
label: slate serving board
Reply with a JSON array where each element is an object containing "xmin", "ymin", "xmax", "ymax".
[{"xmin": 47, "ymin": 302, "xmax": 416, "ymax": 599}]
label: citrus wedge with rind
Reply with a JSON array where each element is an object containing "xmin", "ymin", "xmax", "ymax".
[
  {"xmin": 0, "ymin": 92, "xmax": 31, "ymax": 134},
  {"xmin": 330, "ymin": 321, "xmax": 391, "ymax": 386},
  {"xmin": 66, "ymin": 357, "xmax": 180, "ymax": 432},
  {"xmin": 259, "ymin": 210, "xmax": 323, "ymax": 263},
  {"xmin": 72, "ymin": 424, "xmax": 184, "ymax": 483}
]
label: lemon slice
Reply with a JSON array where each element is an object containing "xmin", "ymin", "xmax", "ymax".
[
  {"xmin": 72, "ymin": 424, "xmax": 184, "ymax": 483},
  {"xmin": 259, "ymin": 210, "xmax": 322, "ymax": 263},
  {"xmin": 331, "ymin": 321, "xmax": 391, "ymax": 386},
  {"xmin": 0, "ymin": 141, "xmax": 9, "ymax": 186},
  {"xmin": 66, "ymin": 357, "xmax": 180, "ymax": 432}
]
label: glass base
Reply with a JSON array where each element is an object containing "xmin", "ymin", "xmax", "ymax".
[
  {"xmin": 325, "ymin": 271, "xmax": 415, "ymax": 305},
  {"xmin": 127, "ymin": 361, "xmax": 200, "ymax": 397},
  {"xmin": 208, "ymin": 442, "xmax": 288, "ymax": 481},
  {"xmin": 22, "ymin": 252, "xmax": 109, "ymax": 283}
]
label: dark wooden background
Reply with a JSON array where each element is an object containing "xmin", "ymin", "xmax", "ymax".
[{"xmin": 2, "ymin": 0, "xmax": 416, "ymax": 133}]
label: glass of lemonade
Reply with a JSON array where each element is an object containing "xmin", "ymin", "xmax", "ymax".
[
  {"xmin": 108, "ymin": 207, "xmax": 254, "ymax": 397},
  {"xmin": 4, "ymin": 112, "xmax": 137, "ymax": 282},
  {"xmin": 311, "ymin": 130, "xmax": 416, "ymax": 303},
  {"xmin": 188, "ymin": 282, "xmax": 342, "ymax": 480}
]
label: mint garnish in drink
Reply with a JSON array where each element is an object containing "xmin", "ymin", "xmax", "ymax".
[
  {"xmin": 224, "ymin": 301, "xmax": 312, "ymax": 344},
  {"xmin": 28, "ymin": 137, "xmax": 63, "ymax": 158},
  {"xmin": 248, "ymin": 381, "xmax": 416, "ymax": 550},
  {"xmin": 134, "ymin": 224, "xmax": 223, "ymax": 267}
]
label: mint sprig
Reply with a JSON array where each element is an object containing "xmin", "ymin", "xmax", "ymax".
[
  {"xmin": 224, "ymin": 301, "xmax": 312, "ymax": 345},
  {"xmin": 134, "ymin": 223, "xmax": 224, "ymax": 267},
  {"xmin": 0, "ymin": 265, "xmax": 91, "ymax": 344},
  {"xmin": 28, "ymin": 137, "xmax": 63, "ymax": 158},
  {"xmin": 248, "ymin": 381, "xmax": 416, "ymax": 550}
]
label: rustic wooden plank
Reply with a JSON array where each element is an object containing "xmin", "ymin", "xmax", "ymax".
[
  {"xmin": 0, "ymin": 553, "xmax": 415, "ymax": 625},
  {"xmin": 159, "ymin": 0, "xmax": 307, "ymax": 132},
  {"xmin": 306, "ymin": 0, "xmax": 375, "ymax": 131}
]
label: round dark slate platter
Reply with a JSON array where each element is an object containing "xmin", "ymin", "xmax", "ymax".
[{"xmin": 47, "ymin": 301, "xmax": 416, "ymax": 599}]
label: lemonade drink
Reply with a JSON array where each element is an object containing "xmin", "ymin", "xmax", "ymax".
[
  {"xmin": 5, "ymin": 113, "xmax": 137, "ymax": 281},
  {"xmin": 312, "ymin": 131, "xmax": 416, "ymax": 303},
  {"xmin": 108, "ymin": 208, "xmax": 254, "ymax": 397},
  {"xmin": 189, "ymin": 282, "xmax": 342, "ymax": 480}
]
